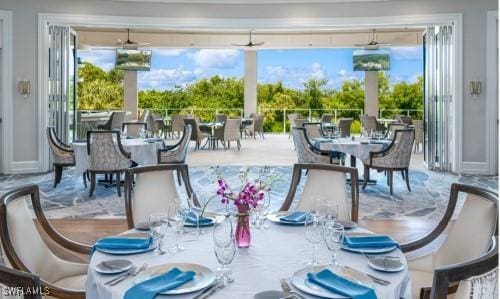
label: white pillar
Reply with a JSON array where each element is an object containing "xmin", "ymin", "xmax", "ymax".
[
  {"xmin": 123, "ymin": 71, "xmax": 138, "ymax": 120},
  {"xmin": 244, "ymin": 50, "xmax": 258, "ymax": 117},
  {"xmin": 364, "ymin": 71, "xmax": 379, "ymax": 117}
]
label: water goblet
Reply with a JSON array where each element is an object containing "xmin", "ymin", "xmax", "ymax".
[
  {"xmin": 213, "ymin": 216, "xmax": 236, "ymax": 285},
  {"xmin": 304, "ymin": 218, "xmax": 323, "ymax": 266},
  {"xmin": 188, "ymin": 194, "xmax": 207, "ymax": 236},
  {"xmin": 168, "ymin": 205, "xmax": 186, "ymax": 253},
  {"xmin": 323, "ymin": 221, "xmax": 344, "ymax": 267},
  {"xmin": 149, "ymin": 213, "xmax": 168, "ymax": 256}
]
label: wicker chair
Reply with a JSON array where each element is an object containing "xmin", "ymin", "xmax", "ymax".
[
  {"xmin": 97, "ymin": 111, "xmax": 126, "ymax": 131},
  {"xmin": 122, "ymin": 122, "xmax": 147, "ymax": 138},
  {"xmin": 124, "ymin": 164, "xmax": 199, "ymax": 229},
  {"xmin": 413, "ymin": 120, "xmax": 424, "ymax": 153},
  {"xmin": 279, "ymin": 163, "xmax": 359, "ymax": 222},
  {"xmin": 0, "ymin": 264, "xmax": 42, "ymax": 299},
  {"xmin": 214, "ymin": 118, "xmax": 242, "ymax": 150},
  {"xmin": 321, "ymin": 114, "xmax": 334, "ymax": 124},
  {"xmin": 359, "ymin": 114, "xmax": 378, "ymax": 136},
  {"xmin": 303, "ymin": 122, "xmax": 323, "ymax": 139},
  {"xmin": 385, "ymin": 123, "xmax": 408, "ymax": 140},
  {"xmin": 158, "ymin": 125, "xmax": 192, "ymax": 164},
  {"xmin": 87, "ymin": 131, "xmax": 132, "ymax": 197},
  {"xmin": 291, "ymin": 127, "xmax": 341, "ymax": 165},
  {"xmin": 287, "ymin": 113, "xmax": 300, "ymax": 138},
  {"xmin": 215, "ymin": 114, "xmax": 228, "ymax": 124},
  {"xmin": 138, "ymin": 110, "xmax": 155, "ymax": 131},
  {"xmin": 246, "ymin": 115, "xmax": 265, "ymax": 139},
  {"xmin": 362, "ymin": 129, "xmax": 415, "ymax": 195},
  {"xmin": 337, "ymin": 118, "xmax": 353, "ymax": 137},
  {"xmin": 184, "ymin": 118, "xmax": 209, "ymax": 150},
  {"xmin": 402, "ymin": 184, "xmax": 498, "ymax": 299},
  {"xmin": 46, "ymin": 127, "xmax": 75, "ymax": 188},
  {"xmin": 293, "ymin": 118, "xmax": 308, "ymax": 129},
  {"xmin": 396, "ymin": 115, "xmax": 413, "ymax": 125},
  {"xmin": 0, "ymin": 185, "xmax": 91, "ymax": 299},
  {"xmin": 152, "ymin": 113, "xmax": 165, "ymax": 137},
  {"xmin": 170, "ymin": 115, "xmax": 187, "ymax": 138}
]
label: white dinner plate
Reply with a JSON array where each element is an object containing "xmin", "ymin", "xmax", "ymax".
[
  {"xmin": 368, "ymin": 257, "xmax": 405, "ymax": 273},
  {"xmin": 94, "ymin": 259, "xmax": 132, "ymax": 274},
  {"xmin": 341, "ymin": 244, "xmax": 398, "ymax": 254},
  {"xmin": 184, "ymin": 215, "xmax": 225, "ymax": 227},
  {"xmin": 267, "ymin": 211, "xmax": 310, "ymax": 225},
  {"xmin": 134, "ymin": 263, "xmax": 216, "ymax": 295},
  {"xmin": 96, "ymin": 243, "xmax": 156, "ymax": 255},
  {"xmin": 291, "ymin": 265, "xmax": 373, "ymax": 299}
]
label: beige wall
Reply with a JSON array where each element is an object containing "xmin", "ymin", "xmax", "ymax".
[{"xmin": 0, "ymin": 0, "xmax": 497, "ymax": 172}]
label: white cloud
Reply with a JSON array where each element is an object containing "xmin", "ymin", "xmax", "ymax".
[
  {"xmin": 391, "ymin": 46, "xmax": 423, "ymax": 60},
  {"xmin": 261, "ymin": 62, "xmax": 330, "ymax": 89},
  {"xmin": 78, "ymin": 49, "xmax": 116, "ymax": 71},
  {"xmin": 189, "ymin": 49, "xmax": 240, "ymax": 69},
  {"xmin": 138, "ymin": 66, "xmax": 197, "ymax": 90},
  {"xmin": 154, "ymin": 49, "xmax": 187, "ymax": 57}
]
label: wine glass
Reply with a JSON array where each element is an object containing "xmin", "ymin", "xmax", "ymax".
[
  {"xmin": 304, "ymin": 218, "xmax": 323, "ymax": 266},
  {"xmin": 149, "ymin": 213, "xmax": 168, "ymax": 256},
  {"xmin": 321, "ymin": 201, "xmax": 339, "ymax": 222},
  {"xmin": 254, "ymin": 193, "xmax": 271, "ymax": 230},
  {"xmin": 323, "ymin": 222, "xmax": 344, "ymax": 267},
  {"xmin": 213, "ymin": 216, "xmax": 236, "ymax": 285},
  {"xmin": 168, "ymin": 204, "xmax": 186, "ymax": 253}
]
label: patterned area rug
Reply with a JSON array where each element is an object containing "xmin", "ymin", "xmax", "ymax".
[{"xmin": 0, "ymin": 166, "xmax": 497, "ymax": 221}]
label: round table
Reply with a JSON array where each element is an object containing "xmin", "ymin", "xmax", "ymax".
[
  {"xmin": 86, "ymin": 223, "xmax": 411, "ymax": 298},
  {"xmin": 72, "ymin": 138, "xmax": 163, "ymax": 175}
]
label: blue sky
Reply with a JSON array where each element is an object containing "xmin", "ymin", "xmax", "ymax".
[{"xmin": 79, "ymin": 46, "xmax": 422, "ymax": 90}]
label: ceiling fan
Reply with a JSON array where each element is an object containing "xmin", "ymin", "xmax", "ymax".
[
  {"xmin": 355, "ymin": 29, "xmax": 391, "ymax": 49},
  {"xmin": 116, "ymin": 29, "xmax": 151, "ymax": 48},
  {"xmin": 231, "ymin": 30, "xmax": 264, "ymax": 47}
]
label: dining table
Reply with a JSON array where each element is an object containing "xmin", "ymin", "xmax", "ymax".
[{"xmin": 86, "ymin": 220, "xmax": 411, "ymax": 299}]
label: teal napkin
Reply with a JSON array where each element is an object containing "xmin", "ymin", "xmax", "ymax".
[
  {"xmin": 92, "ymin": 236, "xmax": 152, "ymax": 255},
  {"xmin": 124, "ymin": 267, "xmax": 195, "ymax": 299},
  {"xmin": 307, "ymin": 269, "xmax": 376, "ymax": 299},
  {"xmin": 185, "ymin": 211, "xmax": 213, "ymax": 225},
  {"xmin": 279, "ymin": 211, "xmax": 309, "ymax": 224},
  {"xmin": 344, "ymin": 235, "xmax": 398, "ymax": 249}
]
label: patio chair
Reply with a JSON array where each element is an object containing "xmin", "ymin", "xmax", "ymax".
[
  {"xmin": 170, "ymin": 115, "xmax": 187, "ymax": 138},
  {"xmin": 401, "ymin": 183, "xmax": 498, "ymax": 299},
  {"xmin": 246, "ymin": 115, "xmax": 265, "ymax": 139},
  {"xmin": 214, "ymin": 118, "xmax": 242, "ymax": 150},
  {"xmin": 362, "ymin": 129, "xmax": 415, "ymax": 195},
  {"xmin": 215, "ymin": 114, "xmax": 227, "ymax": 124},
  {"xmin": 396, "ymin": 115, "xmax": 413, "ymax": 125},
  {"xmin": 97, "ymin": 111, "xmax": 126, "ymax": 131},
  {"xmin": 337, "ymin": 118, "xmax": 353, "ymax": 137},
  {"xmin": 122, "ymin": 122, "xmax": 147, "ymax": 138},
  {"xmin": 124, "ymin": 164, "xmax": 199, "ymax": 229},
  {"xmin": 293, "ymin": 118, "xmax": 308, "ymax": 129},
  {"xmin": 46, "ymin": 127, "xmax": 75, "ymax": 188},
  {"xmin": 138, "ymin": 109, "xmax": 155, "ymax": 131},
  {"xmin": 152, "ymin": 113, "xmax": 165, "ymax": 137},
  {"xmin": 287, "ymin": 113, "xmax": 300, "ymax": 138},
  {"xmin": 184, "ymin": 118, "xmax": 209, "ymax": 150},
  {"xmin": 303, "ymin": 122, "xmax": 323, "ymax": 139},
  {"xmin": 321, "ymin": 113, "xmax": 334, "ymax": 124},
  {"xmin": 413, "ymin": 120, "xmax": 424, "ymax": 153},
  {"xmin": 158, "ymin": 125, "xmax": 192, "ymax": 164},
  {"xmin": 0, "ymin": 264, "xmax": 42, "ymax": 299},
  {"xmin": 291, "ymin": 127, "xmax": 342, "ymax": 165},
  {"xmin": 87, "ymin": 131, "xmax": 132, "ymax": 197},
  {"xmin": 0, "ymin": 185, "xmax": 91, "ymax": 299},
  {"xmin": 385, "ymin": 123, "xmax": 408, "ymax": 140},
  {"xmin": 279, "ymin": 163, "xmax": 359, "ymax": 222},
  {"xmin": 359, "ymin": 114, "xmax": 378, "ymax": 136}
]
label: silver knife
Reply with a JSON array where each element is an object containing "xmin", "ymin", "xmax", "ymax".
[
  {"xmin": 200, "ymin": 283, "xmax": 225, "ymax": 299},
  {"xmin": 193, "ymin": 282, "xmax": 220, "ymax": 299}
]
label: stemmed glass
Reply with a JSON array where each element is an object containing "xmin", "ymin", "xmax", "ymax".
[
  {"xmin": 321, "ymin": 201, "xmax": 339, "ymax": 222},
  {"xmin": 323, "ymin": 221, "xmax": 344, "ymax": 267},
  {"xmin": 213, "ymin": 216, "xmax": 236, "ymax": 285},
  {"xmin": 254, "ymin": 193, "xmax": 271, "ymax": 229},
  {"xmin": 149, "ymin": 213, "xmax": 168, "ymax": 256},
  {"xmin": 304, "ymin": 217, "xmax": 323, "ymax": 266},
  {"xmin": 168, "ymin": 204, "xmax": 186, "ymax": 253},
  {"xmin": 187, "ymin": 193, "xmax": 206, "ymax": 235}
]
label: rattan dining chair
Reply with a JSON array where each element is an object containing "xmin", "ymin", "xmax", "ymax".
[
  {"xmin": 184, "ymin": 118, "xmax": 209, "ymax": 150},
  {"xmin": 279, "ymin": 163, "xmax": 359, "ymax": 222},
  {"xmin": 246, "ymin": 115, "xmax": 265, "ymax": 139},
  {"xmin": 214, "ymin": 118, "xmax": 242, "ymax": 150},
  {"xmin": 122, "ymin": 122, "xmax": 147, "ymax": 138},
  {"xmin": 321, "ymin": 114, "xmax": 334, "ymax": 124},
  {"xmin": 46, "ymin": 127, "xmax": 75, "ymax": 188},
  {"xmin": 396, "ymin": 115, "xmax": 413, "ymax": 125},
  {"xmin": 0, "ymin": 185, "xmax": 91, "ymax": 299},
  {"xmin": 215, "ymin": 114, "xmax": 228, "ymax": 124},
  {"xmin": 385, "ymin": 123, "xmax": 408, "ymax": 140},
  {"xmin": 158, "ymin": 125, "xmax": 192, "ymax": 164},
  {"xmin": 87, "ymin": 131, "xmax": 132, "ymax": 197},
  {"xmin": 302, "ymin": 122, "xmax": 323, "ymax": 139},
  {"xmin": 360, "ymin": 114, "xmax": 378, "ymax": 136},
  {"xmin": 124, "ymin": 164, "xmax": 199, "ymax": 229},
  {"xmin": 170, "ymin": 115, "xmax": 187, "ymax": 138},
  {"xmin": 401, "ymin": 183, "xmax": 498, "ymax": 299},
  {"xmin": 291, "ymin": 127, "xmax": 342, "ymax": 165},
  {"xmin": 362, "ymin": 129, "xmax": 415, "ymax": 195},
  {"xmin": 413, "ymin": 120, "xmax": 424, "ymax": 153},
  {"xmin": 0, "ymin": 264, "xmax": 42, "ymax": 299},
  {"xmin": 337, "ymin": 118, "xmax": 353, "ymax": 137},
  {"xmin": 97, "ymin": 111, "xmax": 126, "ymax": 131}
]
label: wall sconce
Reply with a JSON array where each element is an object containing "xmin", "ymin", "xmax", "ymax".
[
  {"xmin": 469, "ymin": 80, "xmax": 482, "ymax": 98},
  {"xmin": 18, "ymin": 79, "xmax": 31, "ymax": 98}
]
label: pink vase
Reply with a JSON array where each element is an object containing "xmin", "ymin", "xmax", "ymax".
[{"xmin": 235, "ymin": 204, "xmax": 251, "ymax": 248}]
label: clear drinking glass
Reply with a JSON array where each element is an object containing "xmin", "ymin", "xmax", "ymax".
[
  {"xmin": 254, "ymin": 193, "xmax": 271, "ymax": 229},
  {"xmin": 323, "ymin": 222, "xmax": 344, "ymax": 267},
  {"xmin": 187, "ymin": 194, "xmax": 206, "ymax": 235},
  {"xmin": 149, "ymin": 213, "xmax": 168, "ymax": 256},
  {"xmin": 213, "ymin": 216, "xmax": 236, "ymax": 285},
  {"xmin": 321, "ymin": 202, "xmax": 339, "ymax": 222},
  {"xmin": 168, "ymin": 205, "xmax": 186, "ymax": 253},
  {"xmin": 304, "ymin": 218, "xmax": 323, "ymax": 266}
]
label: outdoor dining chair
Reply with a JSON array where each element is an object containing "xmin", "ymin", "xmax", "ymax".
[
  {"xmin": 291, "ymin": 127, "xmax": 342, "ymax": 165},
  {"xmin": 337, "ymin": 118, "xmax": 353, "ymax": 137},
  {"xmin": 97, "ymin": 111, "xmax": 126, "ymax": 131},
  {"xmin": 214, "ymin": 118, "xmax": 242, "ymax": 150},
  {"xmin": 302, "ymin": 122, "xmax": 323, "ymax": 139},
  {"xmin": 184, "ymin": 118, "xmax": 209, "ymax": 150},
  {"xmin": 46, "ymin": 127, "xmax": 75, "ymax": 188},
  {"xmin": 122, "ymin": 122, "xmax": 147, "ymax": 138}
]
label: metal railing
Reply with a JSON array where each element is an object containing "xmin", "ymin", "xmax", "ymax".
[{"xmin": 379, "ymin": 109, "xmax": 424, "ymax": 119}]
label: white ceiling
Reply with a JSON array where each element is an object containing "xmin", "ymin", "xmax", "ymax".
[{"xmin": 110, "ymin": 0, "xmax": 391, "ymax": 4}]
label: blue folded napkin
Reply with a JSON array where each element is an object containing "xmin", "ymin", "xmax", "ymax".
[
  {"xmin": 124, "ymin": 267, "xmax": 195, "ymax": 299},
  {"xmin": 92, "ymin": 236, "xmax": 152, "ymax": 255},
  {"xmin": 343, "ymin": 235, "xmax": 398, "ymax": 249},
  {"xmin": 279, "ymin": 211, "xmax": 309, "ymax": 224},
  {"xmin": 307, "ymin": 269, "xmax": 376, "ymax": 299},
  {"xmin": 185, "ymin": 211, "xmax": 213, "ymax": 225}
]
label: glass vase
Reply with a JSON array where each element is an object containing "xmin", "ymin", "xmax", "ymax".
[{"xmin": 235, "ymin": 204, "xmax": 251, "ymax": 248}]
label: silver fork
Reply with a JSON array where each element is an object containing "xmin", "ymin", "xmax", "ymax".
[
  {"xmin": 280, "ymin": 278, "xmax": 306, "ymax": 299},
  {"xmin": 109, "ymin": 263, "xmax": 148, "ymax": 286},
  {"xmin": 104, "ymin": 266, "xmax": 136, "ymax": 286}
]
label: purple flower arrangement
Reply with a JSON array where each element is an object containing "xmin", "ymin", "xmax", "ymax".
[{"xmin": 216, "ymin": 179, "xmax": 266, "ymax": 209}]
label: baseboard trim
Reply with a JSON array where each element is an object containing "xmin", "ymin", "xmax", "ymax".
[
  {"xmin": 461, "ymin": 161, "xmax": 489, "ymax": 174},
  {"xmin": 11, "ymin": 161, "xmax": 41, "ymax": 174}
]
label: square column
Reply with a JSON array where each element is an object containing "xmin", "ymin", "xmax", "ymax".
[
  {"xmin": 364, "ymin": 71, "xmax": 379, "ymax": 117},
  {"xmin": 124, "ymin": 70, "xmax": 138, "ymax": 120},
  {"xmin": 244, "ymin": 50, "xmax": 258, "ymax": 117}
]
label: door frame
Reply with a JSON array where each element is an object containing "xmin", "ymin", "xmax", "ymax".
[
  {"xmin": 486, "ymin": 11, "xmax": 498, "ymax": 175},
  {"xmin": 37, "ymin": 12, "xmax": 463, "ymax": 173},
  {"xmin": 0, "ymin": 10, "xmax": 13, "ymax": 174}
]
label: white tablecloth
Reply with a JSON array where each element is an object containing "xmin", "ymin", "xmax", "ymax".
[
  {"xmin": 73, "ymin": 139, "xmax": 163, "ymax": 175},
  {"xmin": 86, "ymin": 224, "xmax": 411, "ymax": 299},
  {"xmin": 313, "ymin": 137, "xmax": 390, "ymax": 162}
]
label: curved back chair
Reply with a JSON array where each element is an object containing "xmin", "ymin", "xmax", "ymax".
[
  {"xmin": 158, "ymin": 125, "xmax": 192, "ymax": 164},
  {"xmin": 396, "ymin": 115, "xmax": 413, "ymax": 125},
  {"xmin": 139, "ymin": 110, "xmax": 155, "ymax": 132},
  {"xmin": 122, "ymin": 122, "xmax": 147, "ymax": 138},
  {"xmin": 279, "ymin": 163, "xmax": 359, "ymax": 222},
  {"xmin": 170, "ymin": 115, "xmax": 187, "ymax": 138},
  {"xmin": 385, "ymin": 123, "xmax": 408, "ymax": 139},
  {"xmin": 0, "ymin": 264, "xmax": 42, "ymax": 299},
  {"xmin": 124, "ymin": 164, "xmax": 199, "ymax": 229},
  {"xmin": 412, "ymin": 120, "xmax": 424, "ymax": 153},
  {"xmin": 0, "ymin": 185, "xmax": 90, "ymax": 299},
  {"xmin": 183, "ymin": 118, "xmax": 209, "ymax": 150},
  {"xmin": 87, "ymin": 131, "xmax": 132, "ymax": 197},
  {"xmin": 151, "ymin": 113, "xmax": 165, "ymax": 137},
  {"xmin": 303, "ymin": 122, "xmax": 323, "ymax": 139},
  {"xmin": 291, "ymin": 127, "xmax": 340, "ymax": 165},
  {"xmin": 215, "ymin": 114, "xmax": 227, "ymax": 124},
  {"xmin": 293, "ymin": 118, "xmax": 308, "ymax": 129},
  {"xmin": 46, "ymin": 127, "xmax": 75, "ymax": 188},
  {"xmin": 215, "ymin": 118, "xmax": 242, "ymax": 150},
  {"xmin": 97, "ymin": 111, "xmax": 125, "ymax": 131},
  {"xmin": 247, "ymin": 115, "xmax": 264, "ymax": 139},
  {"xmin": 363, "ymin": 129, "xmax": 414, "ymax": 195},
  {"xmin": 402, "ymin": 184, "xmax": 498, "ymax": 299},
  {"xmin": 337, "ymin": 118, "xmax": 353, "ymax": 137},
  {"xmin": 321, "ymin": 114, "xmax": 334, "ymax": 124},
  {"xmin": 360, "ymin": 115, "xmax": 377, "ymax": 136}
]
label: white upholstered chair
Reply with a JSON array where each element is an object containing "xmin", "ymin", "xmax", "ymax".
[
  {"xmin": 0, "ymin": 264, "xmax": 42, "ymax": 299},
  {"xmin": 124, "ymin": 164, "xmax": 199, "ymax": 229},
  {"xmin": 401, "ymin": 183, "xmax": 498, "ymax": 299},
  {"xmin": 0, "ymin": 185, "xmax": 91, "ymax": 299},
  {"xmin": 279, "ymin": 163, "xmax": 359, "ymax": 222}
]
